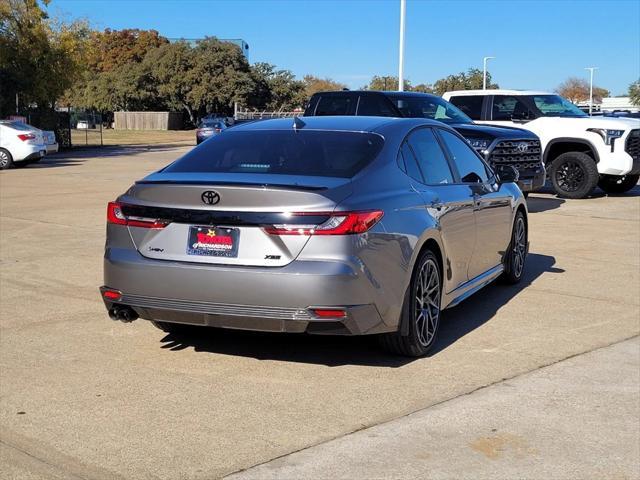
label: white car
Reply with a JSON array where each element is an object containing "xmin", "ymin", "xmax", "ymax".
[
  {"xmin": 443, "ymin": 90, "xmax": 640, "ymax": 198},
  {"xmin": 0, "ymin": 121, "xmax": 47, "ymax": 170},
  {"xmin": 43, "ymin": 130, "xmax": 59, "ymax": 154}
]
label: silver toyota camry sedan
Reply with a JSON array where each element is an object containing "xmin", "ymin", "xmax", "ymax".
[{"xmin": 101, "ymin": 116, "xmax": 528, "ymax": 356}]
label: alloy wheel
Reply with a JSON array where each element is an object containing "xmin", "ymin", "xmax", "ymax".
[
  {"xmin": 414, "ymin": 258, "xmax": 440, "ymax": 347},
  {"xmin": 0, "ymin": 151, "xmax": 9, "ymax": 168},
  {"xmin": 555, "ymin": 161, "xmax": 585, "ymax": 192},
  {"xmin": 512, "ymin": 216, "xmax": 526, "ymax": 278}
]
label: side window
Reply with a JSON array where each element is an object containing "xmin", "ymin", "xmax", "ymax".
[
  {"xmin": 406, "ymin": 128, "xmax": 454, "ymax": 185},
  {"xmin": 449, "ymin": 95, "xmax": 484, "ymax": 120},
  {"xmin": 314, "ymin": 95, "xmax": 354, "ymax": 116},
  {"xmin": 492, "ymin": 95, "xmax": 530, "ymax": 121},
  {"xmin": 438, "ymin": 130, "xmax": 490, "ymax": 183},
  {"xmin": 400, "ymin": 142, "xmax": 424, "ymax": 182},
  {"xmin": 357, "ymin": 95, "xmax": 396, "ymax": 117}
]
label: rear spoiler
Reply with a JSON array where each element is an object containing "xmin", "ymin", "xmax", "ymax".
[{"xmin": 135, "ymin": 179, "xmax": 328, "ymax": 191}]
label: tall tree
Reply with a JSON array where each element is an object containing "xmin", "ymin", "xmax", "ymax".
[
  {"xmin": 628, "ymin": 79, "xmax": 640, "ymax": 106},
  {"xmin": 249, "ymin": 63, "xmax": 305, "ymax": 111},
  {"xmin": 187, "ymin": 37, "xmax": 254, "ymax": 118},
  {"xmin": 0, "ymin": 0, "xmax": 89, "ymax": 115},
  {"xmin": 432, "ymin": 68, "xmax": 496, "ymax": 96},
  {"xmin": 363, "ymin": 75, "xmax": 412, "ymax": 91},
  {"xmin": 302, "ymin": 75, "xmax": 347, "ymax": 98},
  {"xmin": 85, "ymin": 28, "xmax": 168, "ymax": 73},
  {"xmin": 556, "ymin": 77, "xmax": 609, "ymax": 103}
]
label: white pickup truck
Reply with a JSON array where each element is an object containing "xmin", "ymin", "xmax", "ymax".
[{"xmin": 443, "ymin": 90, "xmax": 640, "ymax": 198}]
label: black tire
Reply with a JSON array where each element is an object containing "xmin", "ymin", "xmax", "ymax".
[
  {"xmin": 501, "ymin": 210, "xmax": 527, "ymax": 284},
  {"xmin": 598, "ymin": 174, "xmax": 640, "ymax": 194},
  {"xmin": 151, "ymin": 321, "xmax": 188, "ymax": 334},
  {"xmin": 549, "ymin": 152, "xmax": 599, "ymax": 199},
  {"xmin": 379, "ymin": 249, "xmax": 442, "ymax": 357},
  {"xmin": 0, "ymin": 148, "xmax": 14, "ymax": 170}
]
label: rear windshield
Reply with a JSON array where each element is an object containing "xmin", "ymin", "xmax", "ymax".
[
  {"xmin": 165, "ymin": 130, "xmax": 384, "ymax": 178},
  {"xmin": 199, "ymin": 121, "xmax": 224, "ymax": 129},
  {"xmin": 385, "ymin": 94, "xmax": 473, "ymax": 124},
  {"xmin": 1, "ymin": 121, "xmax": 35, "ymax": 131}
]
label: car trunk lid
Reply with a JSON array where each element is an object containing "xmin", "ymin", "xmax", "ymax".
[{"xmin": 119, "ymin": 173, "xmax": 352, "ymax": 267}]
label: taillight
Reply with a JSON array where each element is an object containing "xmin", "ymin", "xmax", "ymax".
[
  {"xmin": 263, "ymin": 211, "xmax": 383, "ymax": 235},
  {"xmin": 107, "ymin": 202, "xmax": 168, "ymax": 229},
  {"xmin": 17, "ymin": 133, "xmax": 36, "ymax": 141},
  {"xmin": 102, "ymin": 289, "xmax": 122, "ymax": 301},
  {"xmin": 311, "ymin": 308, "xmax": 346, "ymax": 318}
]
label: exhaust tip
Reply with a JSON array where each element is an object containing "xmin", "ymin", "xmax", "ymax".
[{"xmin": 108, "ymin": 306, "xmax": 139, "ymax": 323}]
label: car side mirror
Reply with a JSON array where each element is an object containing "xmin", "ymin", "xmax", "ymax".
[
  {"xmin": 511, "ymin": 111, "xmax": 530, "ymax": 122},
  {"xmin": 495, "ymin": 164, "xmax": 519, "ymax": 184}
]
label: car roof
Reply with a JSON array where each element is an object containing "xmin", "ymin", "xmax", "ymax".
[
  {"xmin": 230, "ymin": 115, "xmax": 442, "ymax": 133},
  {"xmin": 444, "ymin": 89, "xmax": 551, "ymax": 96},
  {"xmin": 313, "ymin": 90, "xmax": 439, "ymax": 99}
]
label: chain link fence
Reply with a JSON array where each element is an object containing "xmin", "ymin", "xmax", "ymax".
[{"xmin": 70, "ymin": 111, "xmax": 103, "ymax": 147}]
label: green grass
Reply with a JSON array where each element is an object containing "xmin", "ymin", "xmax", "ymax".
[{"xmin": 71, "ymin": 129, "xmax": 196, "ymax": 147}]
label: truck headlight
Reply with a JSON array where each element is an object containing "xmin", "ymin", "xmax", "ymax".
[
  {"xmin": 469, "ymin": 139, "xmax": 490, "ymax": 150},
  {"xmin": 587, "ymin": 128, "xmax": 625, "ymax": 145}
]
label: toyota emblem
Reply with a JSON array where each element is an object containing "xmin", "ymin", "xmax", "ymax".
[
  {"xmin": 201, "ymin": 190, "xmax": 220, "ymax": 205},
  {"xmin": 516, "ymin": 142, "xmax": 529, "ymax": 153}
]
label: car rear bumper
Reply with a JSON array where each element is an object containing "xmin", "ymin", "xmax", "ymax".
[
  {"xmin": 102, "ymin": 247, "xmax": 392, "ymax": 335},
  {"xmin": 12, "ymin": 144, "xmax": 46, "ymax": 162}
]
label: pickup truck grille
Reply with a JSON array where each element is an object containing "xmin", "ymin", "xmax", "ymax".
[
  {"xmin": 625, "ymin": 129, "xmax": 640, "ymax": 161},
  {"xmin": 487, "ymin": 140, "xmax": 542, "ymax": 169}
]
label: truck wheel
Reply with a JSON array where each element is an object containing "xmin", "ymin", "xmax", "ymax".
[
  {"xmin": 378, "ymin": 249, "xmax": 442, "ymax": 357},
  {"xmin": 0, "ymin": 149, "xmax": 14, "ymax": 170},
  {"xmin": 549, "ymin": 152, "xmax": 599, "ymax": 199},
  {"xmin": 598, "ymin": 174, "xmax": 639, "ymax": 194}
]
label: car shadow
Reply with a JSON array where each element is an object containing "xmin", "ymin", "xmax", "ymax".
[
  {"xmin": 531, "ymin": 181, "xmax": 640, "ymax": 201},
  {"xmin": 1, "ymin": 144, "xmax": 195, "ymax": 170},
  {"xmin": 428, "ymin": 253, "xmax": 563, "ymax": 357},
  {"xmin": 526, "ymin": 195, "xmax": 565, "ymax": 213},
  {"xmin": 158, "ymin": 252, "xmax": 561, "ymax": 367}
]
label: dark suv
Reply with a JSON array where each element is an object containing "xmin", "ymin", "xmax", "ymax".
[{"xmin": 304, "ymin": 91, "xmax": 545, "ymax": 193}]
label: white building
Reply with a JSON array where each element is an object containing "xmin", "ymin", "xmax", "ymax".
[{"xmin": 600, "ymin": 97, "xmax": 639, "ymax": 113}]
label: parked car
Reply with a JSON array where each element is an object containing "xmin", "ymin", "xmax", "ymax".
[
  {"xmin": 43, "ymin": 130, "xmax": 58, "ymax": 154},
  {"xmin": 443, "ymin": 90, "xmax": 640, "ymax": 198},
  {"xmin": 304, "ymin": 91, "xmax": 545, "ymax": 194},
  {"xmin": 0, "ymin": 120, "xmax": 46, "ymax": 170},
  {"xmin": 100, "ymin": 116, "xmax": 528, "ymax": 357},
  {"xmin": 196, "ymin": 119, "xmax": 227, "ymax": 144}
]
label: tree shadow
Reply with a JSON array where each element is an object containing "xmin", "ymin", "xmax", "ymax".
[{"xmin": 157, "ymin": 252, "xmax": 561, "ymax": 367}]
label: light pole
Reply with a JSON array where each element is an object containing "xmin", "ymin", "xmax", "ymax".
[
  {"xmin": 585, "ymin": 67, "xmax": 598, "ymax": 116},
  {"xmin": 483, "ymin": 56, "xmax": 495, "ymax": 90},
  {"xmin": 398, "ymin": 0, "xmax": 406, "ymax": 91}
]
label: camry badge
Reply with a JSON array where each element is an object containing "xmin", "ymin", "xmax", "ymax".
[{"xmin": 201, "ymin": 190, "xmax": 220, "ymax": 205}]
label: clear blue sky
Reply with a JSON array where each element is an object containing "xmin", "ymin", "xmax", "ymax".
[{"xmin": 53, "ymin": 0, "xmax": 639, "ymax": 96}]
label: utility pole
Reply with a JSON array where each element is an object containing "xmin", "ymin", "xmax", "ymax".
[
  {"xmin": 483, "ymin": 56, "xmax": 495, "ymax": 90},
  {"xmin": 398, "ymin": 0, "xmax": 406, "ymax": 91},
  {"xmin": 585, "ymin": 67, "xmax": 598, "ymax": 116}
]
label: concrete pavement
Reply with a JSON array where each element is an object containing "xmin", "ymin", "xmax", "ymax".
[
  {"xmin": 1, "ymin": 147, "xmax": 638, "ymax": 479},
  {"xmin": 230, "ymin": 337, "xmax": 640, "ymax": 480}
]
